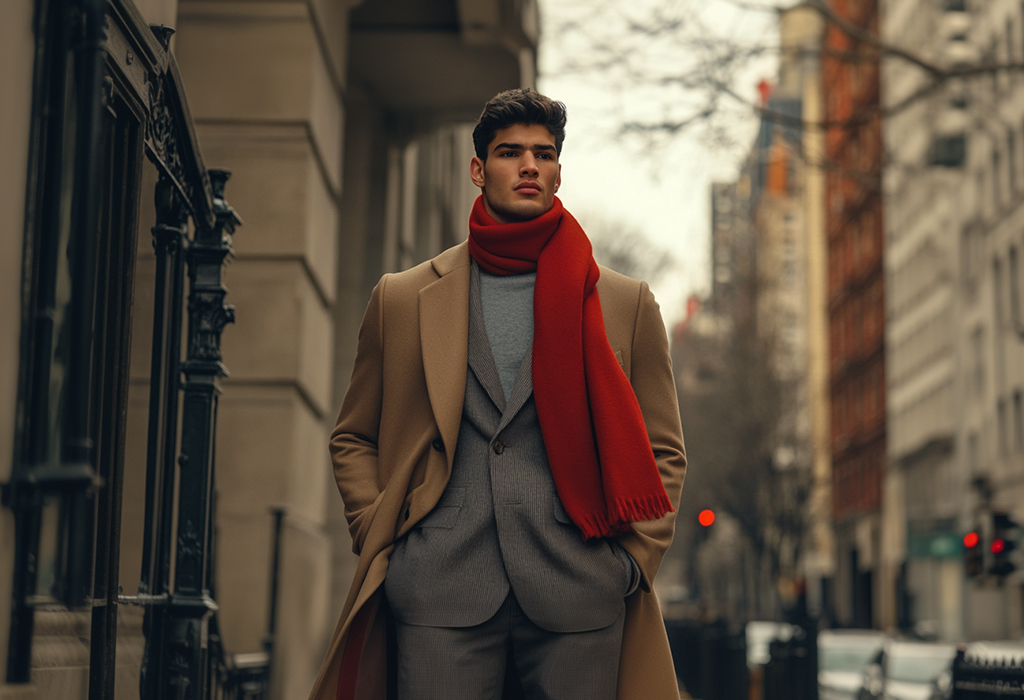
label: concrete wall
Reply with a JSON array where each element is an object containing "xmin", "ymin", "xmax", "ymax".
[{"xmin": 173, "ymin": 1, "xmax": 350, "ymax": 696}]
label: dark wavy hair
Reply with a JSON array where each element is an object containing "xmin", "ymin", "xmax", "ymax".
[{"xmin": 472, "ymin": 88, "xmax": 567, "ymax": 160}]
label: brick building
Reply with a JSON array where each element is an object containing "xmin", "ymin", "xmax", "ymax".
[{"xmin": 822, "ymin": 0, "xmax": 887, "ymax": 628}]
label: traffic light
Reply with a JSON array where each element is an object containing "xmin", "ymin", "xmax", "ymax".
[
  {"xmin": 695, "ymin": 509, "xmax": 715, "ymax": 544},
  {"xmin": 989, "ymin": 512, "xmax": 1020, "ymax": 578},
  {"xmin": 964, "ymin": 530, "xmax": 984, "ymax": 577}
]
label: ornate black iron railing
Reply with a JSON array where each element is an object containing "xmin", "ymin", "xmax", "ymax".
[
  {"xmin": 3, "ymin": 0, "xmax": 275, "ymax": 698},
  {"xmin": 952, "ymin": 648, "xmax": 1024, "ymax": 699}
]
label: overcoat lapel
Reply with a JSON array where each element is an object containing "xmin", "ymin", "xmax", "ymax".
[{"xmin": 419, "ymin": 244, "xmax": 471, "ymax": 471}]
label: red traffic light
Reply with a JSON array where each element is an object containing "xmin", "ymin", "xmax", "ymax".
[
  {"xmin": 964, "ymin": 532, "xmax": 980, "ymax": 549},
  {"xmin": 698, "ymin": 509, "xmax": 716, "ymax": 527},
  {"xmin": 991, "ymin": 538, "xmax": 1006, "ymax": 554}
]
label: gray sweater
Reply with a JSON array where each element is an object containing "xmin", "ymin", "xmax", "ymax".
[{"xmin": 477, "ymin": 263, "xmax": 536, "ymax": 401}]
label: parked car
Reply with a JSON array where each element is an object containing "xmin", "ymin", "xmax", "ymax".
[
  {"xmin": 818, "ymin": 629, "xmax": 888, "ymax": 700},
  {"xmin": 856, "ymin": 639, "xmax": 957, "ymax": 700}
]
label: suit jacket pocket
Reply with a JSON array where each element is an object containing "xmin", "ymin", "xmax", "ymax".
[
  {"xmin": 553, "ymin": 495, "xmax": 633, "ymax": 595},
  {"xmin": 416, "ymin": 486, "xmax": 465, "ymax": 529},
  {"xmin": 552, "ymin": 493, "xmax": 573, "ymax": 525}
]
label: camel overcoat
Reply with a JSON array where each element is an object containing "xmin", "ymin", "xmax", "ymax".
[{"xmin": 309, "ymin": 241, "xmax": 687, "ymax": 700}]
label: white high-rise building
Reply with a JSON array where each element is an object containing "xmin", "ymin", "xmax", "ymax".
[{"xmin": 881, "ymin": 0, "xmax": 1024, "ymax": 641}]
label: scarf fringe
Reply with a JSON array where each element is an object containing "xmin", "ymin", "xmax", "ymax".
[
  {"xmin": 576, "ymin": 495, "xmax": 676, "ymax": 541},
  {"xmin": 610, "ymin": 494, "xmax": 675, "ymax": 524}
]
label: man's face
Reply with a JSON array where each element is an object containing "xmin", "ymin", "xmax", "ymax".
[{"xmin": 470, "ymin": 123, "xmax": 561, "ymax": 224}]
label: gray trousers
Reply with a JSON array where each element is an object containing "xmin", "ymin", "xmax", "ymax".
[{"xmin": 393, "ymin": 589, "xmax": 625, "ymax": 700}]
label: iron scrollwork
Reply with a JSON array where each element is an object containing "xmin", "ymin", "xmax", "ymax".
[
  {"xmin": 136, "ymin": 16, "xmax": 246, "ymax": 699},
  {"xmin": 187, "ymin": 293, "xmax": 235, "ymax": 364},
  {"xmin": 146, "ymin": 73, "xmax": 191, "ymax": 206}
]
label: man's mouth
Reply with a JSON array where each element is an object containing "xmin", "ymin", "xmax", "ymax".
[{"xmin": 515, "ymin": 182, "xmax": 542, "ymax": 195}]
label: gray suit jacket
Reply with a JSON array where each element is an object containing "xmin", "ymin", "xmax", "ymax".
[{"xmin": 385, "ymin": 266, "xmax": 635, "ymax": 633}]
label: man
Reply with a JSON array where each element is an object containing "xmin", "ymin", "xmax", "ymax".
[{"xmin": 309, "ymin": 89, "xmax": 686, "ymax": 700}]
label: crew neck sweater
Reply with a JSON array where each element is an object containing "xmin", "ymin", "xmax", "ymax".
[{"xmin": 477, "ymin": 264, "xmax": 535, "ymax": 401}]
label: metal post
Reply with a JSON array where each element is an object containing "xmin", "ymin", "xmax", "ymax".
[
  {"xmin": 263, "ymin": 507, "xmax": 286, "ymax": 696},
  {"xmin": 140, "ymin": 175, "xmax": 190, "ymax": 700},
  {"xmin": 159, "ymin": 169, "xmax": 237, "ymax": 700}
]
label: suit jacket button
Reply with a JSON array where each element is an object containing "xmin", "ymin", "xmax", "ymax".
[
  {"xmin": 431, "ymin": 437, "xmax": 444, "ymax": 452},
  {"xmin": 493, "ymin": 440, "xmax": 505, "ymax": 455}
]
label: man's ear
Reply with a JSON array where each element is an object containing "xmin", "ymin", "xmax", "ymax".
[
  {"xmin": 470, "ymin": 156, "xmax": 486, "ymax": 188},
  {"xmin": 554, "ymin": 164, "xmax": 561, "ymax": 193}
]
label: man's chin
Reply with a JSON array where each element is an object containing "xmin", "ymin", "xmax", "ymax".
[{"xmin": 491, "ymin": 201, "xmax": 551, "ymax": 223}]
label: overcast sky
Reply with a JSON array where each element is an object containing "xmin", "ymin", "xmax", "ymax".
[{"xmin": 537, "ymin": 0, "xmax": 778, "ymax": 326}]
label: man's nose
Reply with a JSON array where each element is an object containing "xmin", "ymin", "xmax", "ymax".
[{"xmin": 520, "ymin": 155, "xmax": 539, "ymax": 176}]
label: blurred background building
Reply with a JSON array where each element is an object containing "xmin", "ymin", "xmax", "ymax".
[
  {"xmin": 881, "ymin": 0, "xmax": 970, "ymax": 644},
  {"xmin": 671, "ymin": 4, "xmax": 834, "ymax": 627},
  {"xmin": 673, "ymin": 0, "xmax": 1024, "ymax": 644}
]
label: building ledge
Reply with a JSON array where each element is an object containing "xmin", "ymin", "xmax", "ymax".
[{"xmin": 0, "ymin": 684, "xmax": 37, "ymax": 700}]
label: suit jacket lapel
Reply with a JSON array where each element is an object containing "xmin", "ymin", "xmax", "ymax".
[
  {"xmin": 468, "ymin": 264, "xmax": 508, "ymax": 413},
  {"xmin": 496, "ymin": 353, "xmax": 533, "ymax": 434},
  {"xmin": 420, "ymin": 244, "xmax": 471, "ymax": 470}
]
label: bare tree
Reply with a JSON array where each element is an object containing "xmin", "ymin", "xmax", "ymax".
[
  {"xmin": 672, "ymin": 295, "xmax": 802, "ymax": 619},
  {"xmin": 545, "ymin": 0, "xmax": 1024, "ymax": 141},
  {"xmin": 584, "ymin": 214, "xmax": 678, "ymax": 283}
]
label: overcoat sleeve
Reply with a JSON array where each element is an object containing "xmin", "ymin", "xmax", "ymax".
[
  {"xmin": 618, "ymin": 280, "xmax": 687, "ymax": 591},
  {"xmin": 330, "ymin": 275, "xmax": 389, "ymax": 555}
]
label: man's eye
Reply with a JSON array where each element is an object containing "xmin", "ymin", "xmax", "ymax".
[{"xmin": 500, "ymin": 151, "xmax": 518, "ymax": 157}]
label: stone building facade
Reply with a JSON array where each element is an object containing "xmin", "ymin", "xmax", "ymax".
[
  {"xmin": 0, "ymin": 1, "xmax": 537, "ymax": 698},
  {"xmin": 952, "ymin": 0, "xmax": 1024, "ymax": 641},
  {"xmin": 881, "ymin": 0, "xmax": 1024, "ymax": 641}
]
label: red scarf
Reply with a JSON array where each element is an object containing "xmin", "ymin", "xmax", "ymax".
[{"xmin": 468, "ymin": 195, "xmax": 673, "ymax": 539}]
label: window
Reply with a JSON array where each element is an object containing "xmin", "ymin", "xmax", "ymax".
[
  {"xmin": 1008, "ymin": 129, "xmax": 1018, "ymax": 194},
  {"xmin": 853, "ymin": 300, "xmax": 865, "ymax": 349},
  {"xmin": 976, "ymin": 170, "xmax": 986, "ymax": 219},
  {"xmin": 1021, "ymin": 3, "xmax": 1024, "ymax": 57},
  {"xmin": 1007, "ymin": 19, "xmax": 1017, "ymax": 65},
  {"xmin": 999, "ymin": 397, "xmax": 1009, "ymax": 457},
  {"xmin": 1013, "ymin": 391, "xmax": 1024, "ymax": 452},
  {"xmin": 962, "ymin": 224, "xmax": 983, "ymax": 289},
  {"xmin": 5, "ymin": 0, "xmax": 146, "ymax": 681},
  {"xmin": 927, "ymin": 134, "xmax": 966, "ymax": 168},
  {"xmin": 995, "ymin": 257, "xmax": 1005, "ymax": 332},
  {"xmin": 971, "ymin": 326, "xmax": 986, "ymax": 397},
  {"xmin": 1010, "ymin": 246, "xmax": 1021, "ymax": 327},
  {"xmin": 993, "ymin": 147, "xmax": 1003, "ymax": 211}
]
